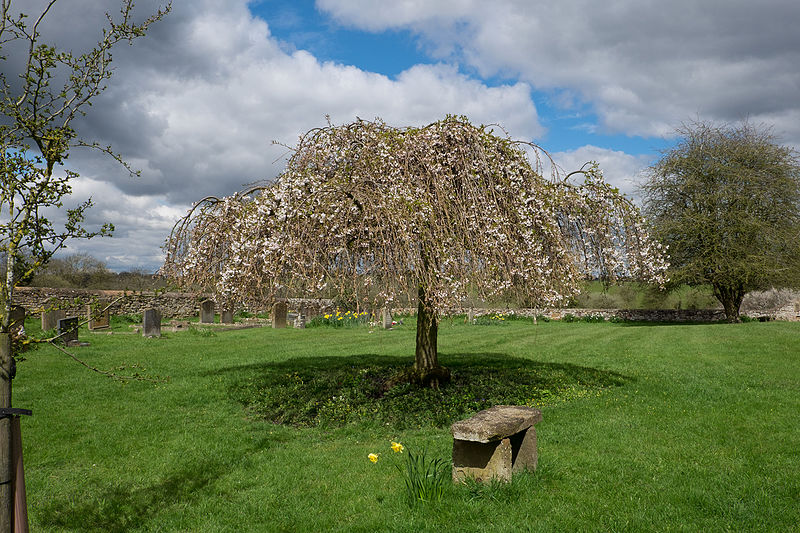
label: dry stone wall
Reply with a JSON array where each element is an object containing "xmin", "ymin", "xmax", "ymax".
[
  {"xmin": 394, "ymin": 306, "xmax": 797, "ymax": 322},
  {"xmin": 392, "ymin": 306, "xmax": 731, "ymax": 322},
  {"xmin": 11, "ymin": 286, "xmax": 800, "ymax": 322},
  {"xmin": 13, "ymin": 287, "xmax": 207, "ymax": 319}
]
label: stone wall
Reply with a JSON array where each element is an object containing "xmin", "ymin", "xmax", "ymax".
[
  {"xmin": 13, "ymin": 287, "xmax": 208, "ymax": 319},
  {"xmin": 392, "ymin": 307, "xmax": 731, "ymax": 322},
  {"xmin": 12, "ymin": 287, "xmax": 338, "ymax": 320},
  {"xmin": 397, "ymin": 306, "xmax": 797, "ymax": 322},
  {"xmin": 11, "ymin": 286, "xmax": 800, "ymax": 322}
]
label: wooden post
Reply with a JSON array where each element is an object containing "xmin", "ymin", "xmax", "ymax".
[
  {"xmin": 12, "ymin": 417, "xmax": 27, "ymax": 533},
  {"xmin": 0, "ymin": 334, "xmax": 13, "ymax": 531}
]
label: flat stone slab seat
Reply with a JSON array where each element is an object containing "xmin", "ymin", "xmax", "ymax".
[{"xmin": 451, "ymin": 405, "xmax": 542, "ymax": 483}]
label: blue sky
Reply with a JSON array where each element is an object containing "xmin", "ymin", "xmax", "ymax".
[
  {"xmin": 254, "ymin": 0, "xmax": 669, "ymax": 156},
  {"xmin": 10, "ymin": 0, "xmax": 800, "ymax": 272}
]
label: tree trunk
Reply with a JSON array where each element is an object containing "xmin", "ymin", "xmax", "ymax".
[
  {"xmin": 713, "ymin": 283, "xmax": 745, "ymax": 322},
  {"xmin": 415, "ymin": 286, "xmax": 438, "ymax": 372},
  {"xmin": 414, "ymin": 286, "xmax": 450, "ymax": 387},
  {"xmin": 0, "ymin": 334, "xmax": 12, "ymax": 531}
]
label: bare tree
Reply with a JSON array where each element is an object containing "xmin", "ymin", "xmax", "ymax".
[
  {"xmin": 0, "ymin": 0, "xmax": 169, "ymax": 528},
  {"xmin": 164, "ymin": 117, "xmax": 668, "ymax": 385}
]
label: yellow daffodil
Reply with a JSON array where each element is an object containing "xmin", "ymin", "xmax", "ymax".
[
  {"xmin": 391, "ymin": 442, "xmax": 404, "ymax": 453},
  {"xmin": 337, "ymin": 316, "xmax": 344, "ymax": 321},
  {"xmin": 368, "ymin": 453, "xmax": 379, "ymax": 463}
]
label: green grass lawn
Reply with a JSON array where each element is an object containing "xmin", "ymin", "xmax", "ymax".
[{"xmin": 14, "ymin": 317, "xmax": 800, "ymax": 532}]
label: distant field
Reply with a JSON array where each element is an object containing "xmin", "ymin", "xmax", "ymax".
[{"xmin": 15, "ymin": 316, "xmax": 800, "ymax": 531}]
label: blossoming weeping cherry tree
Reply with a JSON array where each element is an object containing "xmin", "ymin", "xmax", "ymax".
[{"xmin": 163, "ymin": 117, "xmax": 668, "ymax": 386}]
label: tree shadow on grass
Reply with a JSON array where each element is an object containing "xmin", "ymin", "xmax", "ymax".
[
  {"xmin": 36, "ymin": 454, "xmax": 246, "ymax": 532},
  {"xmin": 218, "ymin": 352, "xmax": 633, "ymax": 429}
]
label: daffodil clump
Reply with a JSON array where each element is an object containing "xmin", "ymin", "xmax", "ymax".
[
  {"xmin": 366, "ymin": 441, "xmax": 404, "ymax": 464},
  {"xmin": 368, "ymin": 441, "xmax": 447, "ymax": 506},
  {"xmin": 473, "ymin": 312, "xmax": 511, "ymax": 326},
  {"xmin": 308, "ymin": 309, "xmax": 370, "ymax": 328}
]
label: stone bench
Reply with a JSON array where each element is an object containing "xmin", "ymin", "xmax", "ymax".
[{"xmin": 451, "ymin": 405, "xmax": 542, "ymax": 483}]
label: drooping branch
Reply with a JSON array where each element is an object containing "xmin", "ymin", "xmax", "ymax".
[{"xmin": 164, "ymin": 117, "xmax": 668, "ymax": 312}]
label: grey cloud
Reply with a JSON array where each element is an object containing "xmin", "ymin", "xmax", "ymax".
[
  {"xmin": 319, "ymin": 0, "xmax": 800, "ymax": 145},
  {"xmin": 9, "ymin": 0, "xmax": 545, "ymax": 270}
]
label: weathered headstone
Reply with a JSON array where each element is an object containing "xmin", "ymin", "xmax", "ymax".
[
  {"xmin": 57, "ymin": 317, "xmax": 79, "ymax": 344},
  {"xmin": 272, "ymin": 301, "xmax": 287, "ymax": 329},
  {"xmin": 221, "ymin": 308, "xmax": 234, "ymax": 324},
  {"xmin": 41, "ymin": 304, "xmax": 65, "ymax": 332},
  {"xmin": 200, "ymin": 300, "xmax": 215, "ymax": 323},
  {"xmin": 10, "ymin": 305, "xmax": 25, "ymax": 337},
  {"xmin": 87, "ymin": 301, "xmax": 110, "ymax": 330},
  {"xmin": 382, "ymin": 308, "xmax": 392, "ymax": 329},
  {"xmin": 451, "ymin": 405, "xmax": 542, "ymax": 483},
  {"xmin": 294, "ymin": 314, "xmax": 305, "ymax": 329},
  {"xmin": 467, "ymin": 308, "xmax": 475, "ymax": 324},
  {"xmin": 142, "ymin": 308, "xmax": 162, "ymax": 338}
]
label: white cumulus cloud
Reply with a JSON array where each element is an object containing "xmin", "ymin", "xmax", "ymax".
[{"xmin": 319, "ymin": 0, "xmax": 800, "ymax": 144}]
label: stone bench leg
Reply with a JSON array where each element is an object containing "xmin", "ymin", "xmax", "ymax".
[
  {"xmin": 452, "ymin": 426, "xmax": 538, "ymax": 483},
  {"xmin": 510, "ymin": 426, "xmax": 538, "ymax": 473},
  {"xmin": 452, "ymin": 437, "xmax": 512, "ymax": 483}
]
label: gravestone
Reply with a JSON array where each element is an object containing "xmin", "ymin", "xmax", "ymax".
[
  {"xmin": 294, "ymin": 314, "xmax": 305, "ymax": 329},
  {"xmin": 87, "ymin": 301, "xmax": 110, "ymax": 330},
  {"xmin": 10, "ymin": 305, "xmax": 25, "ymax": 337},
  {"xmin": 382, "ymin": 308, "xmax": 392, "ymax": 329},
  {"xmin": 221, "ymin": 308, "xmax": 234, "ymax": 324},
  {"xmin": 200, "ymin": 300, "xmax": 215, "ymax": 323},
  {"xmin": 451, "ymin": 405, "xmax": 542, "ymax": 483},
  {"xmin": 57, "ymin": 317, "xmax": 79, "ymax": 344},
  {"xmin": 142, "ymin": 308, "xmax": 162, "ymax": 338},
  {"xmin": 272, "ymin": 301, "xmax": 287, "ymax": 329},
  {"xmin": 467, "ymin": 308, "xmax": 475, "ymax": 324},
  {"xmin": 41, "ymin": 305, "xmax": 65, "ymax": 331}
]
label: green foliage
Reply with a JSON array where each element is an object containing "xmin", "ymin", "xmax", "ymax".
[
  {"xmin": 561, "ymin": 313, "xmax": 605, "ymax": 323},
  {"xmin": 229, "ymin": 354, "xmax": 628, "ymax": 429},
  {"xmin": 113, "ymin": 314, "xmax": 143, "ymax": 325},
  {"xmin": 472, "ymin": 313, "xmax": 510, "ymax": 326},
  {"xmin": 30, "ymin": 253, "xmax": 111, "ymax": 288},
  {"xmin": 573, "ymin": 280, "xmax": 719, "ymax": 310},
  {"xmin": 643, "ymin": 120, "xmax": 800, "ymax": 320},
  {"xmin": 399, "ymin": 448, "xmax": 449, "ymax": 506},
  {"xmin": 0, "ymin": 250, "xmax": 36, "ymax": 286},
  {"xmin": 306, "ymin": 309, "xmax": 371, "ymax": 328},
  {"xmin": 188, "ymin": 326, "xmax": 216, "ymax": 337},
  {"xmin": 367, "ymin": 441, "xmax": 449, "ymax": 507}
]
